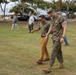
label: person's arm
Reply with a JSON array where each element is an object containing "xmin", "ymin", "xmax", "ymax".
[
  {"xmin": 60, "ymin": 22, "xmax": 67, "ymax": 43},
  {"xmin": 46, "ymin": 25, "xmax": 52, "ymax": 37},
  {"xmin": 31, "ymin": 27, "xmax": 40, "ymax": 33},
  {"xmin": 62, "ymin": 24, "xmax": 67, "ymax": 38}
]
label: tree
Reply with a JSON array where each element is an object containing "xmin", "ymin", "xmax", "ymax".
[
  {"xmin": 11, "ymin": 0, "xmax": 35, "ymax": 15},
  {"xmin": 10, "ymin": 0, "xmax": 52, "ymax": 15},
  {"xmin": 10, "ymin": 4, "xmax": 34, "ymax": 16},
  {"xmin": 0, "ymin": 0, "xmax": 9, "ymax": 21}
]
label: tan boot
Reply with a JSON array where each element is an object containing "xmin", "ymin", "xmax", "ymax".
[
  {"xmin": 42, "ymin": 67, "xmax": 52, "ymax": 73},
  {"xmin": 59, "ymin": 63, "xmax": 64, "ymax": 69}
]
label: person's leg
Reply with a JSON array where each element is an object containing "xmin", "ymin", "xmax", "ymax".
[
  {"xmin": 56, "ymin": 42, "xmax": 64, "ymax": 69},
  {"xmin": 31, "ymin": 23, "xmax": 34, "ymax": 30},
  {"xmin": 37, "ymin": 37, "xmax": 50, "ymax": 64},
  {"xmin": 11, "ymin": 24, "xmax": 14, "ymax": 30},
  {"xmin": 50, "ymin": 40, "xmax": 60, "ymax": 66},
  {"xmin": 43, "ymin": 40, "xmax": 61, "ymax": 73},
  {"xmin": 43, "ymin": 38, "xmax": 50, "ymax": 61},
  {"xmin": 28, "ymin": 25, "xmax": 31, "ymax": 33},
  {"xmin": 40, "ymin": 40, "xmax": 45, "ymax": 61},
  {"xmin": 44, "ymin": 47, "xmax": 49, "ymax": 60},
  {"xmin": 30, "ymin": 24, "xmax": 33, "ymax": 32},
  {"xmin": 37, "ymin": 37, "xmax": 44, "ymax": 64},
  {"xmin": 15, "ymin": 23, "xmax": 19, "ymax": 30}
]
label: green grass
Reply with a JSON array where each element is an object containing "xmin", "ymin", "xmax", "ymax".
[{"xmin": 0, "ymin": 21, "xmax": 76, "ymax": 75}]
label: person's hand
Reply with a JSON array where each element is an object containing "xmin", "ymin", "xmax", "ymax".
[
  {"xmin": 31, "ymin": 30, "xmax": 34, "ymax": 33},
  {"xmin": 45, "ymin": 34, "xmax": 49, "ymax": 39},
  {"xmin": 44, "ymin": 37, "xmax": 48, "ymax": 43},
  {"xmin": 60, "ymin": 37, "xmax": 64, "ymax": 43}
]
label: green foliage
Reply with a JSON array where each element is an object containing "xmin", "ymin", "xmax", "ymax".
[
  {"xmin": 62, "ymin": 2, "xmax": 67, "ymax": 11},
  {"xmin": 10, "ymin": 5, "xmax": 20, "ymax": 13},
  {"xmin": 0, "ymin": 0, "xmax": 2, "ymax": 3},
  {"xmin": 10, "ymin": 4, "xmax": 34, "ymax": 15},
  {"xmin": 10, "ymin": 0, "xmax": 76, "ymax": 15},
  {"xmin": 0, "ymin": 0, "xmax": 8, "ymax": 3},
  {"xmin": 51, "ymin": 3, "xmax": 58, "ymax": 10},
  {"xmin": 10, "ymin": 0, "xmax": 52, "ymax": 15},
  {"xmin": 69, "ymin": 2, "xmax": 76, "ymax": 12}
]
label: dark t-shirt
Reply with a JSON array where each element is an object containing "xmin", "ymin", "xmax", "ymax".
[{"xmin": 39, "ymin": 21, "xmax": 50, "ymax": 37}]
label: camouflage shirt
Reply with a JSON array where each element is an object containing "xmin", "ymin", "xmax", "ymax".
[{"xmin": 51, "ymin": 15, "xmax": 67, "ymax": 40}]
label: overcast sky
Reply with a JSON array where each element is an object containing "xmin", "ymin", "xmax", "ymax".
[
  {"xmin": 44, "ymin": 0, "xmax": 59, "ymax": 2},
  {"xmin": 44, "ymin": 0, "xmax": 52, "ymax": 2}
]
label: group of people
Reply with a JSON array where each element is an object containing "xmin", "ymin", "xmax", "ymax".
[
  {"xmin": 11, "ymin": 8, "xmax": 69, "ymax": 73},
  {"xmin": 31, "ymin": 8, "xmax": 69, "ymax": 73},
  {"xmin": 10, "ymin": 12, "xmax": 34, "ymax": 32}
]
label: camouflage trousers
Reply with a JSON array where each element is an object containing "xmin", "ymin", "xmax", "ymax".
[{"xmin": 50, "ymin": 39, "xmax": 63, "ymax": 66}]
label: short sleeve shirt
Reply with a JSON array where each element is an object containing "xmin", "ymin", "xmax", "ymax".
[
  {"xmin": 51, "ymin": 16, "xmax": 67, "ymax": 40},
  {"xmin": 13, "ymin": 16, "xmax": 18, "ymax": 24},
  {"xmin": 39, "ymin": 21, "xmax": 50, "ymax": 37},
  {"xmin": 29, "ymin": 15, "xmax": 34, "ymax": 25}
]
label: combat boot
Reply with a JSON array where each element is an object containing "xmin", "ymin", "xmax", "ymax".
[{"xmin": 59, "ymin": 63, "xmax": 64, "ymax": 69}]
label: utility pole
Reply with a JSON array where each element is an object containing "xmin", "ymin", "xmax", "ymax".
[{"xmin": 59, "ymin": 0, "xmax": 62, "ymax": 11}]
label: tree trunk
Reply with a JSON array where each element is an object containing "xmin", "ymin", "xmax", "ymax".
[
  {"xmin": 3, "ymin": 3, "xmax": 6, "ymax": 21},
  {"xmin": 0, "ymin": 3, "xmax": 6, "ymax": 21},
  {"xmin": 58, "ymin": 0, "xmax": 62, "ymax": 11}
]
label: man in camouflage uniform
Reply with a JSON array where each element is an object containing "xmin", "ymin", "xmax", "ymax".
[{"xmin": 43, "ymin": 8, "xmax": 67, "ymax": 73}]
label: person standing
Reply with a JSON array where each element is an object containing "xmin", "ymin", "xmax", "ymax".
[
  {"xmin": 32, "ymin": 15, "xmax": 50, "ymax": 64},
  {"xmin": 11, "ymin": 14, "xmax": 18, "ymax": 30},
  {"xmin": 28, "ymin": 12, "xmax": 34, "ymax": 33},
  {"xmin": 43, "ymin": 8, "xmax": 67, "ymax": 73}
]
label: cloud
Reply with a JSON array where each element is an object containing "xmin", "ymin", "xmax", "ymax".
[{"xmin": 44, "ymin": 0, "xmax": 52, "ymax": 2}]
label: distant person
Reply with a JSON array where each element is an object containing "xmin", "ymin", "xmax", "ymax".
[
  {"xmin": 28, "ymin": 12, "xmax": 35, "ymax": 33},
  {"xmin": 31, "ymin": 15, "xmax": 50, "ymax": 64},
  {"xmin": 11, "ymin": 14, "xmax": 18, "ymax": 30},
  {"xmin": 42, "ymin": 8, "xmax": 67, "ymax": 73},
  {"xmin": 64, "ymin": 36, "xmax": 69, "ymax": 46}
]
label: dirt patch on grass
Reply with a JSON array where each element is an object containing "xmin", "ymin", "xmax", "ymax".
[{"xmin": 64, "ymin": 71, "xmax": 76, "ymax": 75}]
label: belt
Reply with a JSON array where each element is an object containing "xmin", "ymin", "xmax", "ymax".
[{"xmin": 41, "ymin": 35, "xmax": 46, "ymax": 37}]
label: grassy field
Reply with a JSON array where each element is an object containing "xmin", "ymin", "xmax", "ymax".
[{"xmin": 0, "ymin": 21, "xmax": 76, "ymax": 75}]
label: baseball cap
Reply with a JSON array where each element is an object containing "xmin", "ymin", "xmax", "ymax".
[
  {"xmin": 47, "ymin": 8, "xmax": 54, "ymax": 14},
  {"xmin": 39, "ymin": 15, "xmax": 45, "ymax": 18}
]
